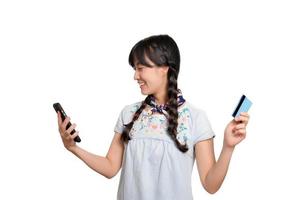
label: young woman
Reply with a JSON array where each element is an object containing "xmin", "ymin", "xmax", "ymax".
[{"xmin": 57, "ymin": 34, "xmax": 250, "ymax": 200}]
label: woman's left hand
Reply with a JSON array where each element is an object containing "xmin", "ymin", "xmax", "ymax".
[{"xmin": 223, "ymin": 112, "xmax": 250, "ymax": 149}]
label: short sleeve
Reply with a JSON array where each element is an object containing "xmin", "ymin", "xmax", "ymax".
[
  {"xmin": 114, "ymin": 106, "xmax": 127, "ymax": 134},
  {"xmin": 113, "ymin": 102, "xmax": 142, "ymax": 134},
  {"xmin": 191, "ymin": 109, "xmax": 216, "ymax": 146}
]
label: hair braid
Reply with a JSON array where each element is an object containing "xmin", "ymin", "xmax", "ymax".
[
  {"xmin": 121, "ymin": 95, "xmax": 152, "ymax": 143},
  {"xmin": 166, "ymin": 67, "xmax": 189, "ymax": 152},
  {"xmin": 127, "ymin": 34, "xmax": 188, "ymax": 153}
]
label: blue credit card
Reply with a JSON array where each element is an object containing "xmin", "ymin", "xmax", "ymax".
[{"xmin": 232, "ymin": 95, "xmax": 252, "ymax": 117}]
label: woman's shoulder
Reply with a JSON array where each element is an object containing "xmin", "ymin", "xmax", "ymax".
[
  {"xmin": 184, "ymin": 101, "xmax": 214, "ymax": 135},
  {"xmin": 184, "ymin": 100, "xmax": 207, "ymax": 115},
  {"xmin": 121, "ymin": 100, "xmax": 143, "ymax": 114}
]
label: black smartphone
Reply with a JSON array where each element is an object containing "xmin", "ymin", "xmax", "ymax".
[{"xmin": 53, "ymin": 103, "xmax": 81, "ymax": 143}]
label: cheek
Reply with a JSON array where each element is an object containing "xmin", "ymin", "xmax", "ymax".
[
  {"xmin": 148, "ymin": 78, "xmax": 163, "ymax": 91},
  {"xmin": 141, "ymin": 69, "xmax": 162, "ymax": 88},
  {"xmin": 140, "ymin": 72, "xmax": 152, "ymax": 84}
]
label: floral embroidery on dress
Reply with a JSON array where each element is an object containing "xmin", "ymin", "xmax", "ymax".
[
  {"xmin": 128, "ymin": 91, "xmax": 192, "ymax": 145},
  {"xmin": 129, "ymin": 103, "xmax": 192, "ymax": 146},
  {"xmin": 176, "ymin": 108, "xmax": 191, "ymax": 145},
  {"xmin": 132, "ymin": 110, "xmax": 168, "ymax": 135}
]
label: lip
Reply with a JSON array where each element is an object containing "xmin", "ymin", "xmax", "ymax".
[
  {"xmin": 138, "ymin": 81, "xmax": 146, "ymax": 86},
  {"xmin": 140, "ymin": 84, "xmax": 146, "ymax": 88},
  {"xmin": 139, "ymin": 82, "xmax": 146, "ymax": 89}
]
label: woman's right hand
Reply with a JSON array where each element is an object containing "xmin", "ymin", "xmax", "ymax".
[{"xmin": 57, "ymin": 111, "xmax": 79, "ymax": 151}]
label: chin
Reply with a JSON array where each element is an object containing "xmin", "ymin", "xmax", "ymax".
[
  {"xmin": 141, "ymin": 91, "xmax": 150, "ymax": 95},
  {"xmin": 140, "ymin": 88, "xmax": 152, "ymax": 95}
]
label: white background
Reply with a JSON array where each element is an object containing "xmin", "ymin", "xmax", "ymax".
[{"xmin": 1, "ymin": 0, "xmax": 299, "ymax": 199}]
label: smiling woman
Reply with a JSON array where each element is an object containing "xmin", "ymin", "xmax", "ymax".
[
  {"xmin": 123, "ymin": 34, "xmax": 187, "ymax": 152},
  {"xmin": 56, "ymin": 34, "xmax": 250, "ymax": 200}
]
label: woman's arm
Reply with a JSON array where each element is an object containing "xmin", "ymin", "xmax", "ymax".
[
  {"xmin": 69, "ymin": 132, "xmax": 124, "ymax": 179},
  {"xmin": 195, "ymin": 112, "xmax": 250, "ymax": 194},
  {"xmin": 195, "ymin": 139, "xmax": 234, "ymax": 194}
]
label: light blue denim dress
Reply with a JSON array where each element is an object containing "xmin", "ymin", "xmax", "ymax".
[{"xmin": 114, "ymin": 101, "xmax": 215, "ymax": 200}]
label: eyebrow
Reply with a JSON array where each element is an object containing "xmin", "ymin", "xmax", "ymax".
[{"xmin": 133, "ymin": 65, "xmax": 143, "ymax": 70}]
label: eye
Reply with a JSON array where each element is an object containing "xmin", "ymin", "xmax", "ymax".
[{"xmin": 136, "ymin": 67, "xmax": 144, "ymax": 71}]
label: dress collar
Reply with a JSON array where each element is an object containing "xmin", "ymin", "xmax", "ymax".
[{"xmin": 146, "ymin": 89, "xmax": 186, "ymax": 116}]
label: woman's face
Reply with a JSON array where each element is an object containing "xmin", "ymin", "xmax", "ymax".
[{"xmin": 133, "ymin": 57, "xmax": 169, "ymax": 96}]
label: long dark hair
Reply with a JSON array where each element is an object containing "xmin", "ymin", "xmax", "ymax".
[{"xmin": 121, "ymin": 34, "xmax": 188, "ymax": 153}]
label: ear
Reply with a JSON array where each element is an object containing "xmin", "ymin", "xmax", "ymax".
[{"xmin": 161, "ymin": 66, "xmax": 170, "ymax": 75}]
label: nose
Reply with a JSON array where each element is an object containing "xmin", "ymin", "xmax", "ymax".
[{"xmin": 134, "ymin": 70, "xmax": 139, "ymax": 80}]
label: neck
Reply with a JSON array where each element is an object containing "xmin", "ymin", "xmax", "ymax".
[
  {"xmin": 153, "ymin": 94, "xmax": 168, "ymax": 106},
  {"xmin": 153, "ymin": 87, "xmax": 169, "ymax": 106},
  {"xmin": 152, "ymin": 78, "xmax": 170, "ymax": 106}
]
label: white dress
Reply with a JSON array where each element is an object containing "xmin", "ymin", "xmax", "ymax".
[{"xmin": 114, "ymin": 100, "xmax": 216, "ymax": 200}]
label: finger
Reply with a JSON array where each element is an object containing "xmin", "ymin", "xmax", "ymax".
[
  {"xmin": 70, "ymin": 131, "xmax": 79, "ymax": 139},
  {"xmin": 62, "ymin": 116, "xmax": 71, "ymax": 131},
  {"xmin": 235, "ymin": 115, "xmax": 249, "ymax": 124},
  {"xmin": 233, "ymin": 129, "xmax": 240, "ymax": 136},
  {"xmin": 66, "ymin": 123, "xmax": 77, "ymax": 134},
  {"xmin": 240, "ymin": 112, "xmax": 250, "ymax": 117},
  {"xmin": 240, "ymin": 113, "xmax": 250, "ymax": 123},
  {"xmin": 235, "ymin": 123, "xmax": 245, "ymax": 130},
  {"xmin": 235, "ymin": 132, "xmax": 246, "ymax": 138},
  {"xmin": 57, "ymin": 112, "xmax": 62, "ymax": 125},
  {"xmin": 61, "ymin": 123, "xmax": 75, "ymax": 138},
  {"xmin": 233, "ymin": 129, "xmax": 246, "ymax": 138},
  {"xmin": 236, "ymin": 129, "xmax": 246, "ymax": 135}
]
